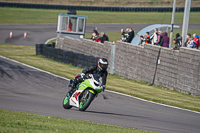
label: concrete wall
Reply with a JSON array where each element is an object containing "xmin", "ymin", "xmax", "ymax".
[
  {"xmin": 154, "ymin": 48, "xmax": 179, "ymax": 89},
  {"xmin": 56, "ymin": 36, "xmax": 113, "ymax": 71},
  {"xmin": 38, "ymin": 36, "xmax": 200, "ymax": 96},
  {"xmin": 176, "ymin": 48, "xmax": 200, "ymax": 95},
  {"xmin": 114, "ymin": 41, "xmax": 160, "ymax": 84}
]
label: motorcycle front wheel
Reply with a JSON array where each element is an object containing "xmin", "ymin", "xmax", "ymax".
[
  {"xmin": 79, "ymin": 90, "xmax": 95, "ymax": 111},
  {"xmin": 63, "ymin": 89, "xmax": 72, "ymax": 109}
]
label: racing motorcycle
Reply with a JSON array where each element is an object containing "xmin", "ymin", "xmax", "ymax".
[{"xmin": 62, "ymin": 74, "xmax": 103, "ymax": 111}]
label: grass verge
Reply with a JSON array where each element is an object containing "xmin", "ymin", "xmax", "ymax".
[
  {"xmin": 0, "ymin": 43, "xmax": 200, "ymax": 112},
  {"xmin": 0, "ymin": 7, "xmax": 200, "ymax": 24},
  {"xmin": 0, "ymin": 109, "xmax": 152, "ymax": 133}
]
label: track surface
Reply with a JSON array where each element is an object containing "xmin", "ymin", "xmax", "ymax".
[
  {"xmin": 0, "ymin": 57, "xmax": 200, "ymax": 133},
  {"xmin": 1, "ymin": 24, "xmax": 200, "ymax": 46}
]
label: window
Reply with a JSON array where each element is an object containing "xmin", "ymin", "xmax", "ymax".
[
  {"xmin": 69, "ymin": 17, "xmax": 77, "ymax": 32},
  {"xmin": 78, "ymin": 18, "xmax": 84, "ymax": 33},
  {"xmin": 61, "ymin": 17, "xmax": 68, "ymax": 31}
]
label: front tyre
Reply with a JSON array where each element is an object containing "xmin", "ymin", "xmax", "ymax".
[
  {"xmin": 63, "ymin": 90, "xmax": 72, "ymax": 109},
  {"xmin": 79, "ymin": 90, "xmax": 95, "ymax": 111}
]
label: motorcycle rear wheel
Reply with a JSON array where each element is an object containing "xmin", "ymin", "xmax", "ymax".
[
  {"xmin": 79, "ymin": 90, "xmax": 95, "ymax": 111},
  {"xmin": 63, "ymin": 90, "xmax": 72, "ymax": 109}
]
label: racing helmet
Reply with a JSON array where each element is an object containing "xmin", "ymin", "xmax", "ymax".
[{"xmin": 98, "ymin": 58, "xmax": 108, "ymax": 71}]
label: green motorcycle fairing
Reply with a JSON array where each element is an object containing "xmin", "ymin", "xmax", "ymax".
[{"xmin": 78, "ymin": 79, "xmax": 103, "ymax": 95}]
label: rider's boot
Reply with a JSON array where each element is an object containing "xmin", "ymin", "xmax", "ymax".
[{"xmin": 68, "ymin": 80, "xmax": 75, "ymax": 92}]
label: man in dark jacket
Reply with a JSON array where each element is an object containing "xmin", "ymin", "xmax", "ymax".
[
  {"xmin": 99, "ymin": 32, "xmax": 109, "ymax": 43},
  {"xmin": 125, "ymin": 28, "xmax": 135, "ymax": 43},
  {"xmin": 68, "ymin": 58, "xmax": 108, "ymax": 92}
]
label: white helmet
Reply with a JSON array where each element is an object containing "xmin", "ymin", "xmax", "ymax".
[{"xmin": 98, "ymin": 58, "xmax": 108, "ymax": 71}]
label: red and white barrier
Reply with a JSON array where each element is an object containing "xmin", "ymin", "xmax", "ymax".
[
  {"xmin": 24, "ymin": 32, "xmax": 27, "ymax": 38},
  {"xmin": 9, "ymin": 31, "xmax": 12, "ymax": 38}
]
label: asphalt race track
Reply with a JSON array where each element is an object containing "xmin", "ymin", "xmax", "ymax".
[
  {"xmin": 0, "ymin": 56, "xmax": 200, "ymax": 133},
  {"xmin": 0, "ymin": 24, "xmax": 200, "ymax": 46}
]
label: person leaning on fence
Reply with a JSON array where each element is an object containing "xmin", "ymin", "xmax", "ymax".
[
  {"xmin": 171, "ymin": 38, "xmax": 181, "ymax": 50},
  {"xmin": 157, "ymin": 31, "xmax": 164, "ymax": 46},
  {"xmin": 139, "ymin": 35, "xmax": 145, "ymax": 46},
  {"xmin": 175, "ymin": 33, "xmax": 182, "ymax": 47},
  {"xmin": 183, "ymin": 33, "xmax": 191, "ymax": 47},
  {"xmin": 187, "ymin": 38, "xmax": 197, "ymax": 49},
  {"xmin": 99, "ymin": 32, "xmax": 109, "ymax": 43},
  {"xmin": 120, "ymin": 29, "xmax": 127, "ymax": 42},
  {"xmin": 150, "ymin": 28, "xmax": 158, "ymax": 45},
  {"xmin": 91, "ymin": 30, "xmax": 101, "ymax": 42},
  {"xmin": 125, "ymin": 28, "xmax": 135, "ymax": 43},
  {"xmin": 193, "ymin": 33, "xmax": 199, "ymax": 49},
  {"xmin": 145, "ymin": 32, "xmax": 151, "ymax": 44}
]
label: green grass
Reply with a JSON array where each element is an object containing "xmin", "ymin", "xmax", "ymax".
[
  {"xmin": 0, "ymin": 43, "xmax": 200, "ymax": 113},
  {"xmin": 0, "ymin": 109, "xmax": 152, "ymax": 133},
  {"xmin": 0, "ymin": 7, "xmax": 200, "ymax": 24}
]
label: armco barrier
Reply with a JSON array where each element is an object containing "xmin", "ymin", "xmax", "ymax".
[
  {"xmin": 1, "ymin": 2, "xmax": 200, "ymax": 12},
  {"xmin": 49, "ymin": 36, "xmax": 200, "ymax": 96}
]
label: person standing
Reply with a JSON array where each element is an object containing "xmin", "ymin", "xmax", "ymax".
[
  {"xmin": 162, "ymin": 32, "xmax": 169, "ymax": 48},
  {"xmin": 157, "ymin": 31, "xmax": 164, "ymax": 46},
  {"xmin": 150, "ymin": 28, "xmax": 158, "ymax": 45}
]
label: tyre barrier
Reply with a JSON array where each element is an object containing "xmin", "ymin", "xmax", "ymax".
[
  {"xmin": 1, "ymin": 2, "xmax": 200, "ymax": 12},
  {"xmin": 36, "ymin": 44, "xmax": 99, "ymax": 69}
]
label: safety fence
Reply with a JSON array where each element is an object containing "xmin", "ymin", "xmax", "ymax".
[{"xmin": 1, "ymin": 2, "xmax": 200, "ymax": 12}]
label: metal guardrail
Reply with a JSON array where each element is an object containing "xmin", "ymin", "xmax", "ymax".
[{"xmin": 1, "ymin": 2, "xmax": 200, "ymax": 12}]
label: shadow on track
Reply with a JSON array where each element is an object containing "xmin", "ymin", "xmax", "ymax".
[{"xmin": 85, "ymin": 110, "xmax": 149, "ymax": 119}]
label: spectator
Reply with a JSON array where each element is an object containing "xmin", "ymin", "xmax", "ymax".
[
  {"xmin": 66, "ymin": 19, "xmax": 72, "ymax": 31},
  {"xmin": 184, "ymin": 33, "xmax": 191, "ymax": 47},
  {"xmin": 187, "ymin": 38, "xmax": 197, "ymax": 49},
  {"xmin": 157, "ymin": 31, "xmax": 164, "ymax": 46},
  {"xmin": 91, "ymin": 30, "xmax": 100, "ymax": 42},
  {"xmin": 120, "ymin": 29, "xmax": 127, "ymax": 42},
  {"xmin": 175, "ymin": 33, "xmax": 182, "ymax": 47},
  {"xmin": 150, "ymin": 28, "xmax": 158, "ymax": 45},
  {"xmin": 125, "ymin": 28, "xmax": 135, "ymax": 43},
  {"xmin": 176, "ymin": 33, "xmax": 180, "ymax": 39},
  {"xmin": 99, "ymin": 32, "xmax": 109, "ymax": 43},
  {"xmin": 139, "ymin": 35, "xmax": 145, "ymax": 46},
  {"xmin": 145, "ymin": 32, "xmax": 151, "ymax": 44},
  {"xmin": 193, "ymin": 33, "xmax": 199, "ymax": 49},
  {"xmin": 171, "ymin": 38, "xmax": 181, "ymax": 50},
  {"xmin": 162, "ymin": 32, "xmax": 169, "ymax": 48}
]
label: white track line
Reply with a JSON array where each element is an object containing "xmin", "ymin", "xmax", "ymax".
[{"xmin": 0, "ymin": 55, "xmax": 200, "ymax": 115}]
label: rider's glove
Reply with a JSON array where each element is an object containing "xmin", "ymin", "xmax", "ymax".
[{"xmin": 81, "ymin": 73, "xmax": 85, "ymax": 78}]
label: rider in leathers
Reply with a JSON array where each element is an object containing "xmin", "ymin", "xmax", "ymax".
[{"xmin": 68, "ymin": 58, "xmax": 108, "ymax": 92}]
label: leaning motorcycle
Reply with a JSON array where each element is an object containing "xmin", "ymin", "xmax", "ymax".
[{"xmin": 62, "ymin": 74, "xmax": 103, "ymax": 111}]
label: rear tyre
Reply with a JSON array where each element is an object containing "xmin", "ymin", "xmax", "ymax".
[
  {"xmin": 79, "ymin": 90, "xmax": 95, "ymax": 111},
  {"xmin": 63, "ymin": 90, "xmax": 72, "ymax": 109}
]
